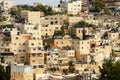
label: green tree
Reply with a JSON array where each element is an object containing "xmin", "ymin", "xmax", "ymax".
[
  {"xmin": 74, "ymin": 21, "xmax": 92, "ymax": 40},
  {"xmin": 33, "ymin": 4, "xmax": 47, "ymax": 13},
  {"xmin": 92, "ymin": 0, "xmax": 108, "ymax": 13},
  {"xmin": 10, "ymin": 7, "xmax": 19, "ymax": 16},
  {"xmin": 54, "ymin": 30, "xmax": 63, "ymax": 36},
  {"xmin": 99, "ymin": 59, "xmax": 120, "ymax": 80},
  {"xmin": 44, "ymin": 45, "xmax": 51, "ymax": 50},
  {"xmin": 62, "ymin": 69, "xmax": 68, "ymax": 75},
  {"xmin": 50, "ymin": 67, "xmax": 57, "ymax": 72},
  {"xmin": 68, "ymin": 61, "xmax": 75, "ymax": 73},
  {"xmin": 0, "ymin": 65, "xmax": 6, "ymax": 80},
  {"xmin": 61, "ymin": 24, "xmax": 68, "ymax": 35},
  {"xmin": 6, "ymin": 65, "xmax": 11, "ymax": 80},
  {"xmin": 1, "ymin": 57, "xmax": 5, "ymax": 63},
  {"xmin": 73, "ymin": 21, "xmax": 89, "ymax": 28},
  {"xmin": 61, "ymin": 24, "xmax": 67, "ymax": 31},
  {"xmin": 46, "ymin": 7, "xmax": 54, "ymax": 15},
  {"xmin": 0, "ymin": 24, "xmax": 14, "ymax": 29},
  {"xmin": 21, "ymin": 5, "xmax": 33, "ymax": 11}
]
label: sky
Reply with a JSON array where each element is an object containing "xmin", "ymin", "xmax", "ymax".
[{"xmin": 13, "ymin": 0, "xmax": 61, "ymax": 6}]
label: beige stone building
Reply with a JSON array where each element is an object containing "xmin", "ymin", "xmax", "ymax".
[
  {"xmin": 15, "ymin": 24, "xmax": 42, "ymax": 39},
  {"xmin": 71, "ymin": 39, "xmax": 90, "ymax": 61},
  {"xmin": 27, "ymin": 40, "xmax": 44, "ymax": 65},
  {"xmin": 40, "ymin": 15, "xmax": 67, "ymax": 25},
  {"xmin": 10, "ymin": 34, "xmax": 32, "ymax": 63},
  {"xmin": 67, "ymin": 16, "xmax": 83, "ymax": 26},
  {"xmin": 9, "ymin": 24, "xmax": 43, "ymax": 64},
  {"xmin": 11, "ymin": 65, "xmax": 33, "ymax": 80},
  {"xmin": 0, "ymin": 0, "xmax": 14, "ymax": 12},
  {"xmin": 54, "ymin": 35, "xmax": 72, "ymax": 48},
  {"xmin": 21, "ymin": 11, "xmax": 44, "ymax": 25},
  {"xmin": 47, "ymin": 46, "xmax": 60, "ymax": 67},
  {"xmin": 85, "ymin": 19, "xmax": 99, "ymax": 26},
  {"xmin": 52, "ymin": 6, "xmax": 64, "ymax": 12},
  {"xmin": 8, "ymin": 24, "xmax": 46, "ymax": 72},
  {"xmin": 27, "ymin": 50, "xmax": 46, "ymax": 74},
  {"xmin": 60, "ymin": 0, "xmax": 82, "ymax": 14},
  {"xmin": 1, "ymin": 13, "xmax": 11, "ymax": 22},
  {"xmin": 0, "ymin": 50, "xmax": 15, "ymax": 65},
  {"xmin": 80, "ymin": 13, "xmax": 94, "ymax": 20},
  {"xmin": 59, "ymin": 47, "xmax": 76, "ymax": 65},
  {"xmin": 71, "ymin": 27, "xmax": 92, "ymax": 39},
  {"xmin": 108, "ymin": 32, "xmax": 119, "ymax": 40},
  {"xmin": 41, "ymin": 25, "xmax": 61, "ymax": 38}
]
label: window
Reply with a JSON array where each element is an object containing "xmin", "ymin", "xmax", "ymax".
[
  {"xmin": 60, "ymin": 23, "xmax": 62, "ymax": 25},
  {"xmin": 82, "ymin": 42, "xmax": 84, "ymax": 44},
  {"xmin": 33, "ymin": 66, "xmax": 37, "ymax": 69},
  {"xmin": 51, "ymin": 21, "xmax": 53, "ymax": 25},
  {"xmin": 32, "ymin": 60, "xmax": 35, "ymax": 62},
  {"xmin": 37, "ymin": 53, "xmax": 41, "ymax": 56},
  {"xmin": 81, "ymin": 47, "xmax": 83, "ymax": 49},
  {"xmin": 17, "ymin": 32, "xmax": 20, "ymax": 35},
  {"xmin": 33, "ymin": 48, "xmax": 36, "ymax": 51},
  {"xmin": 23, "ymin": 43, "xmax": 25, "ymax": 45},
  {"xmin": 96, "ymin": 49, "xmax": 98, "ymax": 51},
  {"xmin": 16, "ymin": 37, "xmax": 18, "ymax": 39},
  {"xmin": 54, "ymin": 59, "xmax": 57, "ymax": 61},
  {"xmin": 31, "ymin": 43, "xmax": 34, "ymax": 46},
  {"xmin": 55, "ymin": 27, "xmax": 58, "ymax": 30},
  {"xmin": 19, "ymin": 50, "xmax": 21, "ymax": 52},
  {"xmin": 56, "ymin": 42, "xmax": 58, "ymax": 44},
  {"xmin": 32, "ymin": 54, "xmax": 36, "ymax": 57},
  {"xmin": 23, "ymin": 50, "xmax": 26, "ymax": 52},
  {"xmin": 39, "ymin": 65, "xmax": 43, "ymax": 68},
  {"xmin": 72, "ymin": 42, "xmax": 74, "ymax": 44},
  {"xmin": 21, "ymin": 56, "xmax": 24, "ymax": 58},
  {"xmin": 55, "ymin": 21, "xmax": 58, "ymax": 24},
  {"xmin": 45, "ymin": 18, "xmax": 48, "ymax": 20},
  {"xmin": 38, "ymin": 47, "xmax": 41, "ymax": 50}
]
